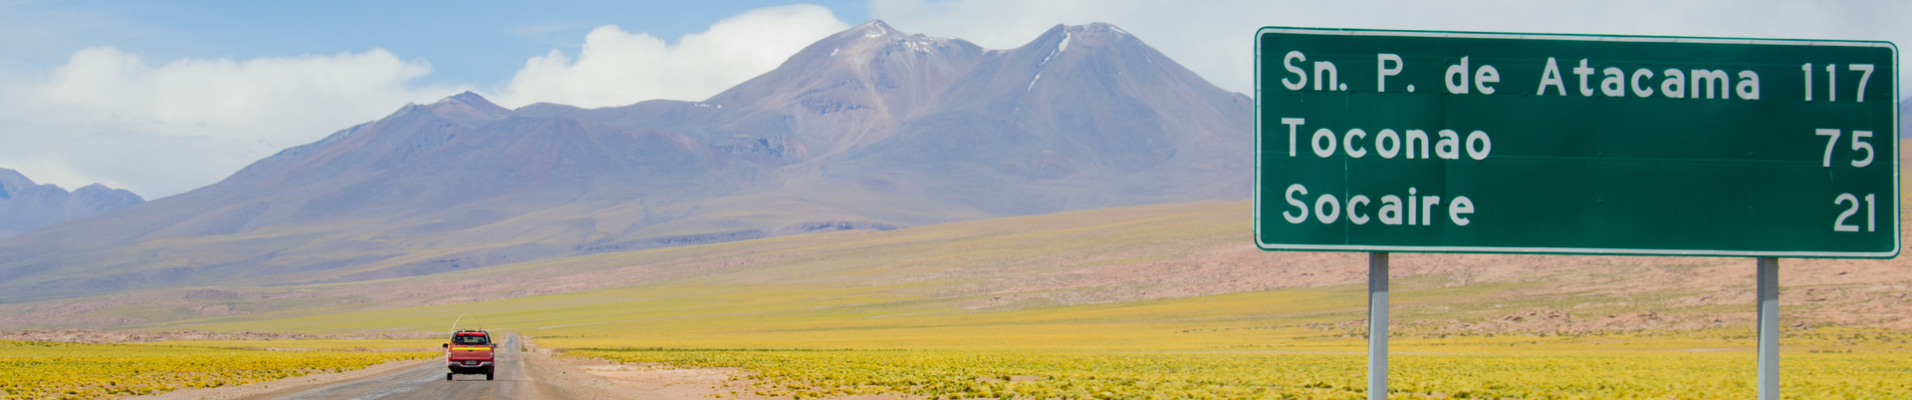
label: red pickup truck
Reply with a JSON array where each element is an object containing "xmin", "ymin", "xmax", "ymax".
[{"xmin": 443, "ymin": 329, "xmax": 495, "ymax": 380}]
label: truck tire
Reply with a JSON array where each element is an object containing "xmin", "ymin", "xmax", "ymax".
[
  {"xmin": 485, "ymin": 366, "xmax": 495, "ymax": 381},
  {"xmin": 446, "ymin": 372, "xmax": 453, "ymax": 381}
]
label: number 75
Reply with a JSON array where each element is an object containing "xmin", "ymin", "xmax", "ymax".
[{"xmin": 1816, "ymin": 128, "xmax": 1874, "ymax": 168}]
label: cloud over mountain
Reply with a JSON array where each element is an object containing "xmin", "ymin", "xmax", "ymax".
[
  {"xmin": 0, "ymin": 5, "xmax": 849, "ymax": 199},
  {"xmin": 0, "ymin": 47, "xmax": 462, "ymax": 197},
  {"xmin": 495, "ymin": 4, "xmax": 851, "ymax": 109},
  {"xmin": 0, "ymin": 20, "xmax": 1250, "ymax": 303}
]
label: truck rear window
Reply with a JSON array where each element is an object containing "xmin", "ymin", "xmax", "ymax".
[{"xmin": 453, "ymin": 335, "xmax": 489, "ymax": 345}]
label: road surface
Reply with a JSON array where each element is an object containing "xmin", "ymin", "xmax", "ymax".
[{"xmin": 234, "ymin": 334, "xmax": 628, "ymax": 400}]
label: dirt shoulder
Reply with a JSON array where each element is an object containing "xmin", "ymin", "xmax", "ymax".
[
  {"xmin": 548, "ymin": 344, "xmax": 902, "ymax": 400},
  {"xmin": 515, "ymin": 338, "xmax": 673, "ymax": 399},
  {"xmin": 563, "ymin": 357, "xmax": 756, "ymax": 400}
]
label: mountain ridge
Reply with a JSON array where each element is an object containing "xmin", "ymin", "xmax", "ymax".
[
  {"xmin": 0, "ymin": 20, "xmax": 1249, "ymax": 302},
  {"xmin": 0, "ymin": 168, "xmax": 143, "ymax": 239}
]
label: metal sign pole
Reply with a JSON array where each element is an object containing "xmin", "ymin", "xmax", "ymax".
[
  {"xmin": 1757, "ymin": 257, "xmax": 1780, "ymax": 400},
  {"xmin": 1369, "ymin": 252, "xmax": 1389, "ymax": 400}
]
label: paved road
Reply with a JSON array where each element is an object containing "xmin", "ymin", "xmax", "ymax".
[{"xmin": 240, "ymin": 334, "xmax": 580, "ymax": 400}]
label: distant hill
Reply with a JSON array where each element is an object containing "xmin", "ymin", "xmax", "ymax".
[
  {"xmin": 0, "ymin": 168, "xmax": 142, "ymax": 238},
  {"xmin": 0, "ymin": 21, "xmax": 1250, "ymax": 302},
  {"xmin": 1901, "ymin": 96, "xmax": 1910, "ymax": 138},
  {"xmin": 4, "ymin": 200, "xmax": 1905, "ymax": 339}
]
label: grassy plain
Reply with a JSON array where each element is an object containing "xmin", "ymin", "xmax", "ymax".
[
  {"xmin": 0, "ymin": 339, "xmax": 432, "ymax": 400},
  {"xmin": 135, "ymin": 338, "xmax": 443, "ymax": 351},
  {"xmin": 573, "ymin": 349, "xmax": 1910, "ymax": 400},
  {"xmin": 22, "ymin": 175, "xmax": 1904, "ymax": 399}
]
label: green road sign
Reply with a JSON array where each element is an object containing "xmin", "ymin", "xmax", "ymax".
[{"xmin": 1255, "ymin": 28, "xmax": 1899, "ymax": 258}]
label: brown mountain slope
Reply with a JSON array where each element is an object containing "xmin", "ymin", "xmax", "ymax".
[{"xmin": 1, "ymin": 199, "xmax": 1906, "ymax": 335}]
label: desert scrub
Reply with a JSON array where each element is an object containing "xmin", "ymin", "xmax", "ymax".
[
  {"xmin": 569, "ymin": 349, "xmax": 1911, "ymax": 399},
  {"xmin": 0, "ymin": 340, "xmax": 433, "ymax": 400}
]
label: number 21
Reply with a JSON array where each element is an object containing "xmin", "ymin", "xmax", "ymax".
[{"xmin": 1834, "ymin": 193, "xmax": 1874, "ymax": 233}]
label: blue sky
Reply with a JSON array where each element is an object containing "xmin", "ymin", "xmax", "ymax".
[
  {"xmin": 1, "ymin": 0, "xmax": 1907, "ymax": 198},
  {"xmin": 0, "ymin": 0, "xmax": 868, "ymax": 88}
]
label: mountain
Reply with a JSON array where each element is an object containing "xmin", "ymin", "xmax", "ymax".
[
  {"xmin": 831, "ymin": 23, "xmax": 1251, "ymax": 213},
  {"xmin": 1901, "ymin": 96, "xmax": 1910, "ymax": 138},
  {"xmin": 517, "ymin": 21, "xmax": 1250, "ymax": 214},
  {"xmin": 0, "ymin": 21, "xmax": 1250, "ymax": 302},
  {"xmin": 0, "ymin": 168, "xmax": 142, "ymax": 238}
]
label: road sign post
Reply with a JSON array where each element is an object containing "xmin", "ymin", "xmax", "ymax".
[
  {"xmin": 1255, "ymin": 27, "xmax": 1898, "ymax": 399},
  {"xmin": 1367, "ymin": 252, "xmax": 1388, "ymax": 400},
  {"xmin": 1757, "ymin": 258, "xmax": 1780, "ymax": 400}
]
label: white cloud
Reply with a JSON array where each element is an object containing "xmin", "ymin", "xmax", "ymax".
[
  {"xmin": 494, "ymin": 4, "xmax": 851, "ymax": 109},
  {"xmin": 871, "ymin": 0, "xmax": 1912, "ymax": 97},
  {"xmin": 0, "ymin": 47, "xmax": 462, "ymax": 198},
  {"xmin": 0, "ymin": 4, "xmax": 853, "ymax": 199}
]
